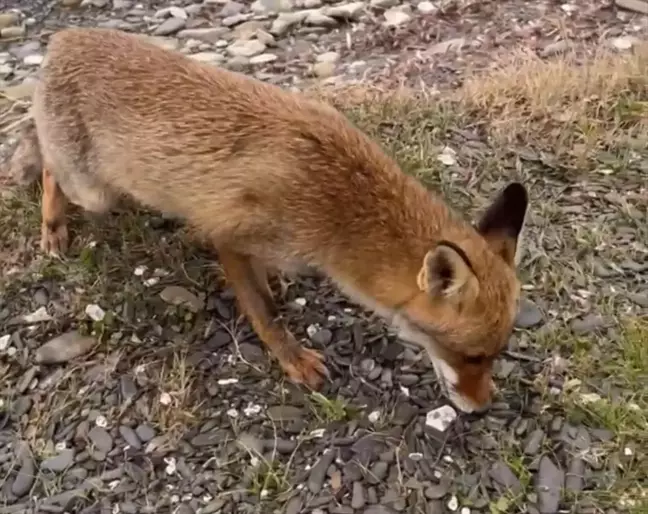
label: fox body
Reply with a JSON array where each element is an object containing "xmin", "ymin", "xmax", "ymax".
[{"xmin": 7, "ymin": 27, "xmax": 528, "ymax": 413}]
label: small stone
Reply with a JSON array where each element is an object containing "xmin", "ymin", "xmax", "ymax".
[
  {"xmin": 615, "ymin": 0, "xmax": 648, "ymax": 15},
  {"xmin": 0, "ymin": 13, "xmax": 19, "ymax": 29},
  {"xmin": 308, "ymin": 449, "xmax": 336, "ymax": 493},
  {"xmin": 249, "ymin": 53, "xmax": 277, "ymax": 64},
  {"xmin": 88, "ymin": 426, "xmax": 113, "ymax": 453},
  {"xmin": 12, "ymin": 461, "xmax": 35, "ymax": 496},
  {"xmin": 425, "ymin": 405, "xmax": 457, "ymax": 432},
  {"xmin": 191, "ymin": 429, "xmax": 228, "ymax": 447},
  {"xmin": 227, "ymin": 39, "xmax": 266, "ymax": 57},
  {"xmin": 270, "ymin": 12, "xmax": 306, "ymax": 36},
  {"xmin": 313, "ymin": 61, "xmax": 336, "ymax": 78},
  {"xmin": 84, "ymin": 303, "xmax": 106, "ymax": 321},
  {"xmin": 364, "ymin": 506, "xmax": 398, "ymax": 514},
  {"xmin": 220, "ymin": 0, "xmax": 245, "ymax": 17},
  {"xmin": 1, "ymin": 26, "xmax": 26, "ymax": 39},
  {"xmin": 190, "ymin": 52, "xmax": 225, "ymax": 63},
  {"xmin": 41, "ymin": 449, "xmax": 75, "ymax": 472},
  {"xmin": 316, "ymin": 51, "xmax": 339, "ymax": 63},
  {"xmin": 324, "ymin": 1, "xmax": 365, "ymax": 18},
  {"xmin": 428, "ymin": 37, "xmax": 466, "ymax": 55},
  {"xmin": 610, "ymin": 35, "xmax": 641, "ymax": 50},
  {"xmin": 536, "ymin": 456, "xmax": 564, "ymax": 514},
  {"xmin": 417, "ymin": 1, "xmax": 437, "ymax": 13},
  {"xmin": 153, "ymin": 17, "xmax": 186, "ymax": 36},
  {"xmin": 285, "ymin": 497, "xmax": 302, "ymax": 514},
  {"xmin": 570, "ymin": 314, "xmax": 609, "ymax": 334},
  {"xmin": 424, "ymin": 482, "xmax": 449, "ymax": 499},
  {"xmin": 515, "ymin": 299, "xmax": 543, "ymax": 328},
  {"xmin": 35, "ymin": 331, "xmax": 96, "ymax": 364},
  {"xmin": 489, "ymin": 461, "xmax": 522, "ymax": 494},
  {"xmin": 523, "ymin": 429, "xmax": 544, "ymax": 455},
  {"xmin": 371, "ymin": 0, "xmax": 399, "ymax": 7},
  {"xmin": 351, "ymin": 481, "xmax": 366, "ymax": 509},
  {"xmin": 305, "ymin": 11, "xmax": 337, "ymax": 26},
  {"xmin": 119, "ymin": 426, "xmax": 142, "ymax": 450},
  {"xmin": 383, "ymin": 8, "xmax": 410, "ymax": 27},
  {"xmin": 135, "ymin": 424, "xmax": 156, "ymax": 442},
  {"xmin": 565, "ymin": 458, "xmax": 585, "ymax": 493},
  {"xmin": 159, "ymin": 285, "xmax": 204, "ymax": 312},
  {"xmin": 177, "ymin": 28, "xmax": 229, "ymax": 43},
  {"xmin": 310, "ymin": 328, "xmax": 332, "ymax": 345}
]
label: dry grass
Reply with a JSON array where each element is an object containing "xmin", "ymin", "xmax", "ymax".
[{"xmin": 313, "ymin": 43, "xmax": 648, "ymax": 174}]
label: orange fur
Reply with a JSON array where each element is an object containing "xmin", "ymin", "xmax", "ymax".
[{"xmin": 14, "ymin": 27, "xmax": 529, "ymax": 413}]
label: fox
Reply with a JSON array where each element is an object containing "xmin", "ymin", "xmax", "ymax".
[{"xmin": 5, "ymin": 27, "xmax": 529, "ymax": 414}]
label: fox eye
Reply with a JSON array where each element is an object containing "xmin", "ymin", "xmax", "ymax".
[{"xmin": 464, "ymin": 354, "xmax": 487, "ymax": 365}]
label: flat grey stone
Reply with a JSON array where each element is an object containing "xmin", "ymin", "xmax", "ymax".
[
  {"xmin": 536, "ymin": 456, "xmax": 564, "ymax": 514},
  {"xmin": 41, "ymin": 449, "xmax": 75, "ymax": 472},
  {"xmin": 88, "ymin": 426, "xmax": 113, "ymax": 453}
]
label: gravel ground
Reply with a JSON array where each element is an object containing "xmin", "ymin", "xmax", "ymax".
[{"xmin": 0, "ymin": 0, "xmax": 647, "ymax": 513}]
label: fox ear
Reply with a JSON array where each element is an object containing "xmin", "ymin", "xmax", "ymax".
[
  {"xmin": 476, "ymin": 182, "xmax": 528, "ymax": 267},
  {"xmin": 418, "ymin": 242, "xmax": 479, "ymax": 305}
]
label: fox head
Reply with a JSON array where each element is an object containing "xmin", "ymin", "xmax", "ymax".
[{"xmin": 395, "ymin": 182, "xmax": 529, "ymax": 414}]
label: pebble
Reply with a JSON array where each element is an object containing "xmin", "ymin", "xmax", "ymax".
[
  {"xmin": 351, "ymin": 481, "xmax": 366, "ymax": 508},
  {"xmin": 308, "ymin": 448, "xmax": 336, "ymax": 493},
  {"xmin": 12, "ymin": 446, "xmax": 35, "ymax": 496},
  {"xmin": 515, "ymin": 299, "xmax": 544, "ymax": 328},
  {"xmin": 41, "ymin": 449, "xmax": 75, "ymax": 472},
  {"xmin": 88, "ymin": 426, "xmax": 113, "ymax": 453},
  {"xmin": 119, "ymin": 426, "xmax": 142, "ymax": 450},
  {"xmin": 383, "ymin": 8, "xmax": 410, "ymax": 26},
  {"xmin": 159, "ymin": 285, "xmax": 204, "ymax": 312},
  {"xmin": 153, "ymin": 17, "xmax": 186, "ymax": 36},
  {"xmin": 227, "ymin": 39, "xmax": 266, "ymax": 57},
  {"xmin": 35, "ymin": 331, "xmax": 96, "ymax": 364},
  {"xmin": 135, "ymin": 424, "xmax": 156, "ymax": 442},
  {"xmin": 536, "ymin": 456, "xmax": 564, "ymax": 514},
  {"xmin": 425, "ymin": 405, "xmax": 457, "ymax": 432},
  {"xmin": 489, "ymin": 461, "xmax": 523, "ymax": 494}
]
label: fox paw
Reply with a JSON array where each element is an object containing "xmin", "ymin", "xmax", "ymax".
[
  {"xmin": 279, "ymin": 346, "xmax": 328, "ymax": 390},
  {"xmin": 41, "ymin": 221, "xmax": 69, "ymax": 257}
]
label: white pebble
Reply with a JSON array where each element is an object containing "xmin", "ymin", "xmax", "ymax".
[
  {"xmin": 23, "ymin": 307, "xmax": 52, "ymax": 323},
  {"xmin": 218, "ymin": 378, "xmax": 239, "ymax": 385},
  {"xmin": 159, "ymin": 392, "xmax": 172, "ymax": 405},
  {"xmin": 0, "ymin": 334, "xmax": 10, "ymax": 351},
  {"xmin": 368, "ymin": 410, "xmax": 381, "ymax": 423},
  {"xmin": 95, "ymin": 415, "xmax": 108, "ymax": 428},
  {"xmin": 310, "ymin": 428, "xmax": 326, "ymax": 438},
  {"xmin": 461, "ymin": 508, "xmax": 471, "ymax": 514},
  {"xmin": 447, "ymin": 495, "xmax": 459, "ymax": 511},
  {"xmin": 408, "ymin": 452, "xmax": 423, "ymax": 461},
  {"xmin": 85, "ymin": 304, "xmax": 106, "ymax": 322},
  {"xmin": 425, "ymin": 405, "xmax": 457, "ymax": 432},
  {"xmin": 294, "ymin": 297, "xmax": 307, "ymax": 306},
  {"xmin": 624, "ymin": 447, "xmax": 633, "ymax": 456},
  {"xmin": 306, "ymin": 324, "xmax": 319, "ymax": 338},
  {"xmin": 244, "ymin": 403, "xmax": 262, "ymax": 416},
  {"xmin": 164, "ymin": 456, "xmax": 177, "ymax": 475},
  {"xmin": 133, "ymin": 265, "xmax": 148, "ymax": 276},
  {"xmin": 437, "ymin": 146, "xmax": 457, "ymax": 165},
  {"xmin": 226, "ymin": 408, "xmax": 239, "ymax": 418}
]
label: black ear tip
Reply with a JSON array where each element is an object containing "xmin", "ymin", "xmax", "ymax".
[{"xmin": 502, "ymin": 182, "xmax": 528, "ymax": 206}]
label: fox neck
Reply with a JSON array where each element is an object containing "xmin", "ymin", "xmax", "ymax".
[{"xmin": 320, "ymin": 178, "xmax": 472, "ymax": 320}]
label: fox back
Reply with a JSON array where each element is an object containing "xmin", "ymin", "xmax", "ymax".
[{"xmin": 27, "ymin": 27, "xmax": 529, "ymax": 413}]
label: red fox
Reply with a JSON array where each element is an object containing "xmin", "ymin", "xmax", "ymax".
[{"xmin": 6, "ymin": 27, "xmax": 528, "ymax": 414}]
